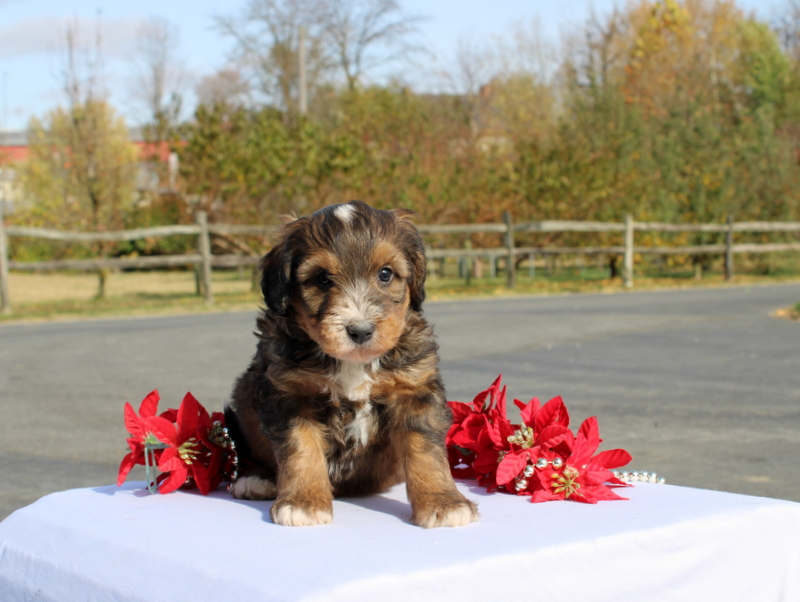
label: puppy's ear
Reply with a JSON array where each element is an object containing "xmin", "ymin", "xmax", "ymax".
[
  {"xmin": 392, "ymin": 209, "xmax": 427, "ymax": 312},
  {"xmin": 260, "ymin": 228, "xmax": 295, "ymax": 316}
]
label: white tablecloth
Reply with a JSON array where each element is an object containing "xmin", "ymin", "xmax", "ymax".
[{"xmin": 1, "ymin": 481, "xmax": 799, "ymax": 601}]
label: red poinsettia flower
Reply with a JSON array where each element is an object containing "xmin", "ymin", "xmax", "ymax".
[
  {"xmin": 155, "ymin": 392, "xmax": 213, "ymax": 494},
  {"xmin": 118, "ymin": 390, "xmax": 236, "ymax": 495},
  {"xmin": 447, "ymin": 374, "xmax": 506, "ymax": 447},
  {"xmin": 195, "ymin": 410, "xmax": 235, "ymax": 492},
  {"xmin": 447, "ymin": 446, "xmax": 477, "ymax": 479},
  {"xmin": 447, "ymin": 375, "xmax": 633, "ymax": 504},
  {"xmin": 117, "ymin": 390, "xmax": 175, "ymax": 486},
  {"xmin": 447, "ymin": 375, "xmax": 519, "ymax": 489},
  {"xmin": 529, "ymin": 417, "xmax": 632, "ymax": 503}
]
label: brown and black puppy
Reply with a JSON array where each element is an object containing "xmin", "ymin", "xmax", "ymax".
[{"xmin": 225, "ymin": 201, "xmax": 478, "ymax": 528}]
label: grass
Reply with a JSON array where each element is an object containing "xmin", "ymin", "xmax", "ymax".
[
  {"xmin": 2, "ymin": 260, "xmax": 800, "ymax": 323},
  {"xmin": 1, "ymin": 270, "xmax": 261, "ymax": 323}
]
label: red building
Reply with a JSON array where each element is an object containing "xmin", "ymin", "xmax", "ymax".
[{"xmin": 0, "ymin": 128, "xmax": 178, "ymax": 214}]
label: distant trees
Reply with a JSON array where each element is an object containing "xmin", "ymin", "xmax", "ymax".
[
  {"xmin": 10, "ymin": 0, "xmax": 800, "ymax": 270},
  {"xmin": 21, "ymin": 17, "xmax": 138, "ymax": 236},
  {"xmin": 19, "ymin": 101, "xmax": 137, "ymax": 234},
  {"xmin": 128, "ymin": 17, "xmax": 186, "ymax": 133},
  {"xmin": 214, "ymin": 0, "xmax": 421, "ymax": 114},
  {"xmin": 321, "ymin": 0, "xmax": 423, "ymax": 90},
  {"xmin": 14, "ymin": 17, "xmax": 138, "ymax": 286}
]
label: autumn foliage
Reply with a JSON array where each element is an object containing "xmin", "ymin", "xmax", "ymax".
[{"xmin": 12, "ymin": 0, "xmax": 800, "ymax": 262}]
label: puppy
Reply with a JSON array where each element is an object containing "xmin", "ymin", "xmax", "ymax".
[{"xmin": 225, "ymin": 201, "xmax": 478, "ymax": 528}]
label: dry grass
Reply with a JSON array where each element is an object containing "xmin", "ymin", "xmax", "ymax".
[
  {"xmin": 9, "ymin": 270, "xmax": 254, "ymax": 303},
  {"xmin": 2, "ymin": 268, "xmax": 800, "ymax": 324},
  {"xmin": 2, "ymin": 270, "xmax": 262, "ymax": 323}
]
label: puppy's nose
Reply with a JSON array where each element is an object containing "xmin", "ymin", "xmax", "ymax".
[{"xmin": 346, "ymin": 322, "xmax": 375, "ymax": 345}]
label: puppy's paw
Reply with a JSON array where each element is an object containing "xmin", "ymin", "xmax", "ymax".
[
  {"xmin": 230, "ymin": 476, "xmax": 277, "ymax": 500},
  {"xmin": 411, "ymin": 492, "xmax": 479, "ymax": 528},
  {"xmin": 270, "ymin": 498, "xmax": 333, "ymax": 527}
]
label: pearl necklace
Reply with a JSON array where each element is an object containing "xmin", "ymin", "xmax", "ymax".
[{"xmin": 612, "ymin": 470, "xmax": 666, "ymax": 484}]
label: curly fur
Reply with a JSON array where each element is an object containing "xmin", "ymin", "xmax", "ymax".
[{"xmin": 225, "ymin": 201, "xmax": 478, "ymax": 528}]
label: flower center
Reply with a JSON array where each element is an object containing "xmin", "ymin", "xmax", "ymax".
[
  {"xmin": 178, "ymin": 438, "xmax": 200, "ymax": 463},
  {"xmin": 507, "ymin": 425, "xmax": 535, "ymax": 449},
  {"xmin": 551, "ymin": 466, "xmax": 581, "ymax": 498}
]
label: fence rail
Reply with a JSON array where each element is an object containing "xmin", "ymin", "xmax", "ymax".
[{"xmin": 1, "ymin": 210, "xmax": 799, "ymax": 314}]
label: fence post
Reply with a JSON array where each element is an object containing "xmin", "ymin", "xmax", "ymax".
[
  {"xmin": 0, "ymin": 199, "xmax": 10, "ymax": 314},
  {"xmin": 196, "ymin": 211, "xmax": 213, "ymax": 305},
  {"xmin": 463, "ymin": 240, "xmax": 472, "ymax": 285},
  {"xmin": 725, "ymin": 213, "xmax": 734, "ymax": 282},
  {"xmin": 623, "ymin": 214, "xmax": 634, "ymax": 288},
  {"xmin": 503, "ymin": 211, "xmax": 516, "ymax": 288}
]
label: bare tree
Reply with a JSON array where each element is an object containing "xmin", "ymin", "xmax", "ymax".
[
  {"xmin": 215, "ymin": 0, "xmax": 424, "ymax": 112},
  {"xmin": 776, "ymin": 0, "xmax": 800, "ymax": 62},
  {"xmin": 565, "ymin": 7, "xmax": 628, "ymax": 94},
  {"xmin": 493, "ymin": 18, "xmax": 556, "ymax": 83},
  {"xmin": 196, "ymin": 68, "xmax": 252, "ymax": 107},
  {"xmin": 53, "ymin": 16, "xmax": 137, "ymax": 297},
  {"xmin": 215, "ymin": 0, "xmax": 329, "ymax": 114},
  {"xmin": 322, "ymin": 0, "xmax": 423, "ymax": 90},
  {"xmin": 59, "ymin": 16, "xmax": 107, "ymax": 225},
  {"xmin": 60, "ymin": 16, "xmax": 105, "ymax": 109},
  {"xmin": 128, "ymin": 17, "xmax": 186, "ymax": 139},
  {"xmin": 445, "ymin": 37, "xmax": 495, "ymax": 140}
]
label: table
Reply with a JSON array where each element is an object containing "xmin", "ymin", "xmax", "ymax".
[{"xmin": 1, "ymin": 481, "xmax": 799, "ymax": 601}]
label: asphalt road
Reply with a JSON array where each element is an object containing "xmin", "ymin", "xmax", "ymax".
[{"xmin": 1, "ymin": 283, "xmax": 799, "ymax": 520}]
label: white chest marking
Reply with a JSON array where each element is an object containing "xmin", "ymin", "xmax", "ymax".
[
  {"xmin": 335, "ymin": 360, "xmax": 375, "ymax": 401},
  {"xmin": 334, "ymin": 360, "xmax": 379, "ymax": 446},
  {"xmin": 345, "ymin": 403, "xmax": 376, "ymax": 446}
]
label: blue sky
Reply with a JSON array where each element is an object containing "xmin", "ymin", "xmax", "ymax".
[{"xmin": 0, "ymin": 0, "xmax": 783, "ymax": 131}]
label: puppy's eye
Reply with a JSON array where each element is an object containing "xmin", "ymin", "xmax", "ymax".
[
  {"xmin": 317, "ymin": 272, "xmax": 333, "ymax": 287},
  {"xmin": 378, "ymin": 267, "xmax": 394, "ymax": 283}
]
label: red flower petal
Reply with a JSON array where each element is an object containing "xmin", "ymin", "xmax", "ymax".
[
  {"xmin": 138, "ymin": 390, "xmax": 160, "ymax": 418},
  {"xmin": 538, "ymin": 424, "xmax": 574, "ymax": 451},
  {"xmin": 530, "ymin": 488, "xmax": 560, "ymax": 503},
  {"xmin": 570, "ymin": 433, "xmax": 596, "ymax": 469},
  {"xmin": 175, "ymin": 392, "xmax": 201, "ymax": 440},
  {"xmin": 159, "ymin": 408, "xmax": 178, "ymax": 422},
  {"xmin": 448, "ymin": 401, "xmax": 473, "ymax": 423},
  {"xmin": 472, "ymin": 374, "xmax": 502, "ymax": 411},
  {"xmin": 593, "ymin": 448, "xmax": 633, "ymax": 469},
  {"xmin": 535, "ymin": 396, "xmax": 570, "ymax": 432},
  {"xmin": 486, "ymin": 414, "xmax": 514, "ymax": 449},
  {"xmin": 117, "ymin": 452, "xmax": 139, "ymax": 486},
  {"xmin": 157, "ymin": 465, "xmax": 189, "ymax": 494},
  {"xmin": 577, "ymin": 417, "xmax": 601, "ymax": 455},
  {"xmin": 495, "ymin": 385, "xmax": 507, "ymax": 422},
  {"xmin": 473, "ymin": 446, "xmax": 505, "ymax": 476},
  {"xmin": 148, "ymin": 415, "xmax": 179, "ymax": 445},
  {"xmin": 191, "ymin": 463, "xmax": 211, "ymax": 495},
  {"xmin": 123, "ymin": 403, "xmax": 147, "ymax": 439},
  {"xmin": 515, "ymin": 397, "xmax": 541, "ymax": 428},
  {"xmin": 496, "ymin": 452, "xmax": 529, "ymax": 487}
]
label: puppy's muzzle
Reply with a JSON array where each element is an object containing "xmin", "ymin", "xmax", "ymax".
[{"xmin": 346, "ymin": 321, "xmax": 375, "ymax": 345}]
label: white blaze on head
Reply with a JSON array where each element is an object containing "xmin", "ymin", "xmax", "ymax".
[{"xmin": 334, "ymin": 203, "xmax": 355, "ymax": 224}]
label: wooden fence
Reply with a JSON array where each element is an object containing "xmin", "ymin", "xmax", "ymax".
[{"xmin": 1, "ymin": 208, "xmax": 800, "ymax": 314}]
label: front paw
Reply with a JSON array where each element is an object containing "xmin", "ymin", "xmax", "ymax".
[
  {"xmin": 270, "ymin": 497, "xmax": 333, "ymax": 527},
  {"xmin": 411, "ymin": 492, "xmax": 479, "ymax": 528},
  {"xmin": 230, "ymin": 476, "xmax": 277, "ymax": 500}
]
